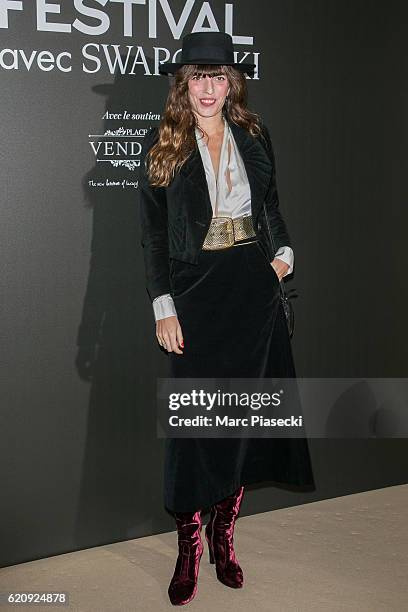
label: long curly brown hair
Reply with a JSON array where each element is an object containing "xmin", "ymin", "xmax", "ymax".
[{"xmin": 146, "ymin": 64, "xmax": 262, "ymax": 187}]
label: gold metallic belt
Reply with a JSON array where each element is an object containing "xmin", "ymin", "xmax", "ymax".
[{"xmin": 202, "ymin": 214, "xmax": 257, "ymax": 250}]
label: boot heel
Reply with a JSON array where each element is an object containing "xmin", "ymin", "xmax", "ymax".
[
  {"xmin": 205, "ymin": 512, "xmax": 216, "ymax": 564},
  {"xmin": 204, "ymin": 529, "xmax": 215, "ymax": 563}
]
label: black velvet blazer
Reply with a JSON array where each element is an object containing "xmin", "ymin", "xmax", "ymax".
[{"xmin": 138, "ymin": 117, "xmax": 292, "ymax": 302}]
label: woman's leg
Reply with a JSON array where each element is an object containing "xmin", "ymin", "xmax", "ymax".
[
  {"xmin": 205, "ymin": 486, "xmax": 245, "ymax": 588},
  {"xmin": 168, "ymin": 509, "xmax": 204, "ymax": 606}
]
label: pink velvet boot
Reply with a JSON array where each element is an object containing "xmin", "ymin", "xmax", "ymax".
[
  {"xmin": 205, "ymin": 486, "xmax": 245, "ymax": 588},
  {"xmin": 168, "ymin": 510, "xmax": 204, "ymax": 605}
]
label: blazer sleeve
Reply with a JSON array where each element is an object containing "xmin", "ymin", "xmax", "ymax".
[
  {"xmin": 139, "ymin": 127, "xmax": 172, "ymax": 302},
  {"xmin": 259, "ymin": 123, "xmax": 293, "ymax": 251}
]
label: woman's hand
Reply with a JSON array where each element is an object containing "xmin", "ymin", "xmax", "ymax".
[
  {"xmin": 156, "ymin": 316, "xmax": 184, "ymax": 354},
  {"xmin": 271, "ymin": 258, "xmax": 290, "ymax": 281}
]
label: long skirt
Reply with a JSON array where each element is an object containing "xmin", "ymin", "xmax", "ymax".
[{"xmin": 165, "ymin": 238, "xmax": 315, "ymax": 513}]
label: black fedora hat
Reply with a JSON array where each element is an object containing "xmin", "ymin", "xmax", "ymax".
[{"xmin": 159, "ymin": 31, "xmax": 255, "ymax": 76}]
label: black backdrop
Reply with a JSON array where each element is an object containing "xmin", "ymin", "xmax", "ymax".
[{"xmin": 1, "ymin": 0, "xmax": 407, "ymax": 568}]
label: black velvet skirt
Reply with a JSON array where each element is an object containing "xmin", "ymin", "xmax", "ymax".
[{"xmin": 165, "ymin": 238, "xmax": 315, "ymax": 513}]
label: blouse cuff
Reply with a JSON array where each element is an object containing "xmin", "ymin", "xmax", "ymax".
[
  {"xmin": 152, "ymin": 293, "xmax": 178, "ymax": 321},
  {"xmin": 273, "ymin": 246, "xmax": 294, "ymax": 276}
]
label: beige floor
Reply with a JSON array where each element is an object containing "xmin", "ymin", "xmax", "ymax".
[{"xmin": 1, "ymin": 485, "xmax": 407, "ymax": 612}]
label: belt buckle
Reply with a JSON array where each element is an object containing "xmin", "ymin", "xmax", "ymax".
[
  {"xmin": 233, "ymin": 215, "xmax": 255, "ymax": 241},
  {"xmin": 203, "ymin": 216, "xmax": 235, "ymax": 250}
]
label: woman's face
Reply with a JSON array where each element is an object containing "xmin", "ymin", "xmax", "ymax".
[{"xmin": 187, "ymin": 69, "xmax": 230, "ymax": 120}]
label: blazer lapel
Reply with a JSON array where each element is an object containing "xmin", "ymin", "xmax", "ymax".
[
  {"xmin": 179, "ymin": 141, "xmax": 213, "ymax": 219},
  {"xmin": 179, "ymin": 117, "xmax": 273, "ymax": 222},
  {"xmin": 227, "ymin": 119, "xmax": 272, "ymax": 221}
]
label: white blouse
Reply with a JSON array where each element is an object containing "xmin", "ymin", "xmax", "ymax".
[{"xmin": 152, "ymin": 118, "xmax": 294, "ymax": 321}]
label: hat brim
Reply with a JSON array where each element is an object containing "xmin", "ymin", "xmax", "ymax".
[{"xmin": 159, "ymin": 61, "xmax": 256, "ymax": 76}]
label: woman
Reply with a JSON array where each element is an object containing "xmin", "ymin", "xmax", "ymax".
[{"xmin": 139, "ymin": 31, "xmax": 315, "ymax": 606}]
